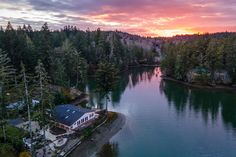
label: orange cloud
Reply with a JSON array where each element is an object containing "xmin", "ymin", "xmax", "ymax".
[{"xmin": 1, "ymin": 0, "xmax": 236, "ymax": 36}]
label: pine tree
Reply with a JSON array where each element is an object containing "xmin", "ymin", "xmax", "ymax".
[
  {"xmin": 225, "ymin": 37, "xmax": 236, "ymax": 83},
  {"xmin": 95, "ymin": 62, "xmax": 119, "ymax": 111},
  {"xmin": 34, "ymin": 60, "xmax": 54, "ymax": 156},
  {"xmin": 59, "ymin": 39, "xmax": 87, "ymax": 87},
  {"xmin": 206, "ymin": 38, "xmax": 223, "ymax": 82},
  {"xmin": 18, "ymin": 62, "xmax": 34, "ymax": 155},
  {"xmin": 74, "ymin": 50, "xmax": 88, "ymax": 87},
  {"xmin": 50, "ymin": 58, "xmax": 67, "ymax": 86},
  {"xmin": 37, "ymin": 23, "xmax": 52, "ymax": 69},
  {"xmin": 0, "ymin": 49, "xmax": 14, "ymax": 142},
  {"xmin": 6, "ymin": 21, "xmax": 13, "ymax": 31}
]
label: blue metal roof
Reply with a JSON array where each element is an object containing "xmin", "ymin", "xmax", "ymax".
[
  {"xmin": 53, "ymin": 104, "xmax": 92, "ymax": 126},
  {"xmin": 8, "ymin": 118, "xmax": 24, "ymax": 126}
]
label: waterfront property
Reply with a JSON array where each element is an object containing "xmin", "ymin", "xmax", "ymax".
[
  {"xmin": 214, "ymin": 70, "xmax": 231, "ymax": 84},
  {"xmin": 53, "ymin": 104, "xmax": 98, "ymax": 131},
  {"xmin": 186, "ymin": 67, "xmax": 210, "ymax": 83},
  {"xmin": 186, "ymin": 67, "xmax": 232, "ymax": 84}
]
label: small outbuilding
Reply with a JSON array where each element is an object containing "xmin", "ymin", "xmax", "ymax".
[{"xmin": 214, "ymin": 70, "xmax": 231, "ymax": 84}]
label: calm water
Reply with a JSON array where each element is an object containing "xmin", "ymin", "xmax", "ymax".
[{"xmin": 87, "ymin": 67, "xmax": 236, "ymax": 157}]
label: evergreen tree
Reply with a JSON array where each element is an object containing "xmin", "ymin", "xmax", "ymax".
[
  {"xmin": 34, "ymin": 60, "xmax": 54, "ymax": 155},
  {"xmin": 6, "ymin": 21, "xmax": 13, "ymax": 31},
  {"xmin": 206, "ymin": 38, "xmax": 223, "ymax": 82},
  {"xmin": 225, "ymin": 37, "xmax": 236, "ymax": 83},
  {"xmin": 0, "ymin": 49, "xmax": 14, "ymax": 142},
  {"xmin": 95, "ymin": 62, "xmax": 119, "ymax": 111},
  {"xmin": 50, "ymin": 58, "xmax": 67, "ymax": 86},
  {"xmin": 36, "ymin": 23, "xmax": 52, "ymax": 69},
  {"xmin": 57, "ymin": 39, "xmax": 88, "ymax": 87},
  {"xmin": 161, "ymin": 43, "xmax": 177, "ymax": 77},
  {"xmin": 18, "ymin": 62, "xmax": 34, "ymax": 155}
]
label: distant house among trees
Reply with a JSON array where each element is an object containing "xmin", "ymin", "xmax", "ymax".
[
  {"xmin": 214, "ymin": 70, "xmax": 231, "ymax": 84},
  {"xmin": 187, "ymin": 67, "xmax": 210, "ymax": 83},
  {"xmin": 187, "ymin": 67, "xmax": 231, "ymax": 84},
  {"xmin": 6, "ymin": 99, "xmax": 39, "ymax": 110}
]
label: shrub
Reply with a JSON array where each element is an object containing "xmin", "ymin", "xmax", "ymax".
[{"xmin": 19, "ymin": 151, "xmax": 31, "ymax": 157}]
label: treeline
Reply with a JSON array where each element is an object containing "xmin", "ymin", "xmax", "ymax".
[
  {"xmin": 0, "ymin": 22, "xmax": 156, "ymax": 88},
  {"xmin": 161, "ymin": 33, "xmax": 236, "ymax": 84}
]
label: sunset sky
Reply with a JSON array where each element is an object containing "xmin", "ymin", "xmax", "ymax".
[{"xmin": 1, "ymin": 0, "xmax": 236, "ymax": 37}]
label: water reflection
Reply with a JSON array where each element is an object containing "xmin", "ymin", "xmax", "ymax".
[
  {"xmin": 159, "ymin": 78, "xmax": 236, "ymax": 132},
  {"xmin": 86, "ymin": 67, "xmax": 156, "ymax": 108},
  {"xmin": 96, "ymin": 142, "xmax": 119, "ymax": 157},
  {"xmin": 88, "ymin": 67, "xmax": 236, "ymax": 157},
  {"xmin": 87, "ymin": 67, "xmax": 236, "ymax": 133}
]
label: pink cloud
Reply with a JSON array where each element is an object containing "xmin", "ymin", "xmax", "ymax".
[{"xmin": 1, "ymin": 0, "xmax": 236, "ymax": 36}]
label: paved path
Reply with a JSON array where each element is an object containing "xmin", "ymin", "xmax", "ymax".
[{"xmin": 67, "ymin": 113, "xmax": 126, "ymax": 157}]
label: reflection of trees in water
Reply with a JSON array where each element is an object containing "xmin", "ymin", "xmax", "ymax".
[
  {"xmin": 159, "ymin": 80, "xmax": 189, "ymax": 114},
  {"xmin": 97, "ymin": 142, "xmax": 119, "ymax": 157},
  {"xmin": 188, "ymin": 89, "xmax": 221, "ymax": 123},
  {"xmin": 128, "ymin": 67, "xmax": 154, "ymax": 88},
  {"xmin": 160, "ymin": 80, "xmax": 236, "ymax": 132},
  {"xmin": 87, "ymin": 67, "xmax": 156, "ymax": 108},
  {"xmin": 111, "ymin": 67, "xmax": 155, "ymax": 104},
  {"xmin": 221, "ymin": 95, "xmax": 236, "ymax": 130}
]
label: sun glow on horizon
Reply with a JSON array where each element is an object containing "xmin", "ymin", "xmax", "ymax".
[
  {"xmin": 148, "ymin": 29, "xmax": 197, "ymax": 37},
  {"xmin": 1, "ymin": 0, "xmax": 236, "ymax": 37}
]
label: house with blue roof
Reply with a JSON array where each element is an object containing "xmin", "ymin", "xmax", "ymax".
[{"xmin": 53, "ymin": 104, "xmax": 97, "ymax": 131}]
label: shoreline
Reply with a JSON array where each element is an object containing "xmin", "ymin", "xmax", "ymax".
[
  {"xmin": 67, "ymin": 112, "xmax": 126, "ymax": 157},
  {"xmin": 162, "ymin": 76, "xmax": 236, "ymax": 92},
  {"xmin": 89, "ymin": 64, "xmax": 159, "ymax": 77}
]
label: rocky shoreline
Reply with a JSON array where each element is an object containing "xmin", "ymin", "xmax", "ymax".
[{"xmin": 67, "ymin": 112, "xmax": 126, "ymax": 157}]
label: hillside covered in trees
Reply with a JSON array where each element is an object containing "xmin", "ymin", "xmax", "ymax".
[
  {"xmin": 161, "ymin": 32, "xmax": 236, "ymax": 85},
  {"xmin": 0, "ymin": 22, "xmax": 160, "ymax": 88},
  {"xmin": 0, "ymin": 21, "xmax": 162, "ymax": 156}
]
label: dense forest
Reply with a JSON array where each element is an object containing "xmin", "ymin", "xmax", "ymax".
[
  {"xmin": 161, "ymin": 33, "xmax": 236, "ymax": 85},
  {"xmin": 0, "ymin": 22, "xmax": 158, "ymax": 156},
  {"xmin": 0, "ymin": 22, "xmax": 158, "ymax": 88}
]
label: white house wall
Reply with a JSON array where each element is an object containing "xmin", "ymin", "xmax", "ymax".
[{"xmin": 71, "ymin": 112, "xmax": 96, "ymax": 129}]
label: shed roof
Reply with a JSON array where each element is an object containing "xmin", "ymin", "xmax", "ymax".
[
  {"xmin": 192, "ymin": 67, "xmax": 209, "ymax": 74},
  {"xmin": 8, "ymin": 118, "xmax": 24, "ymax": 126}
]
